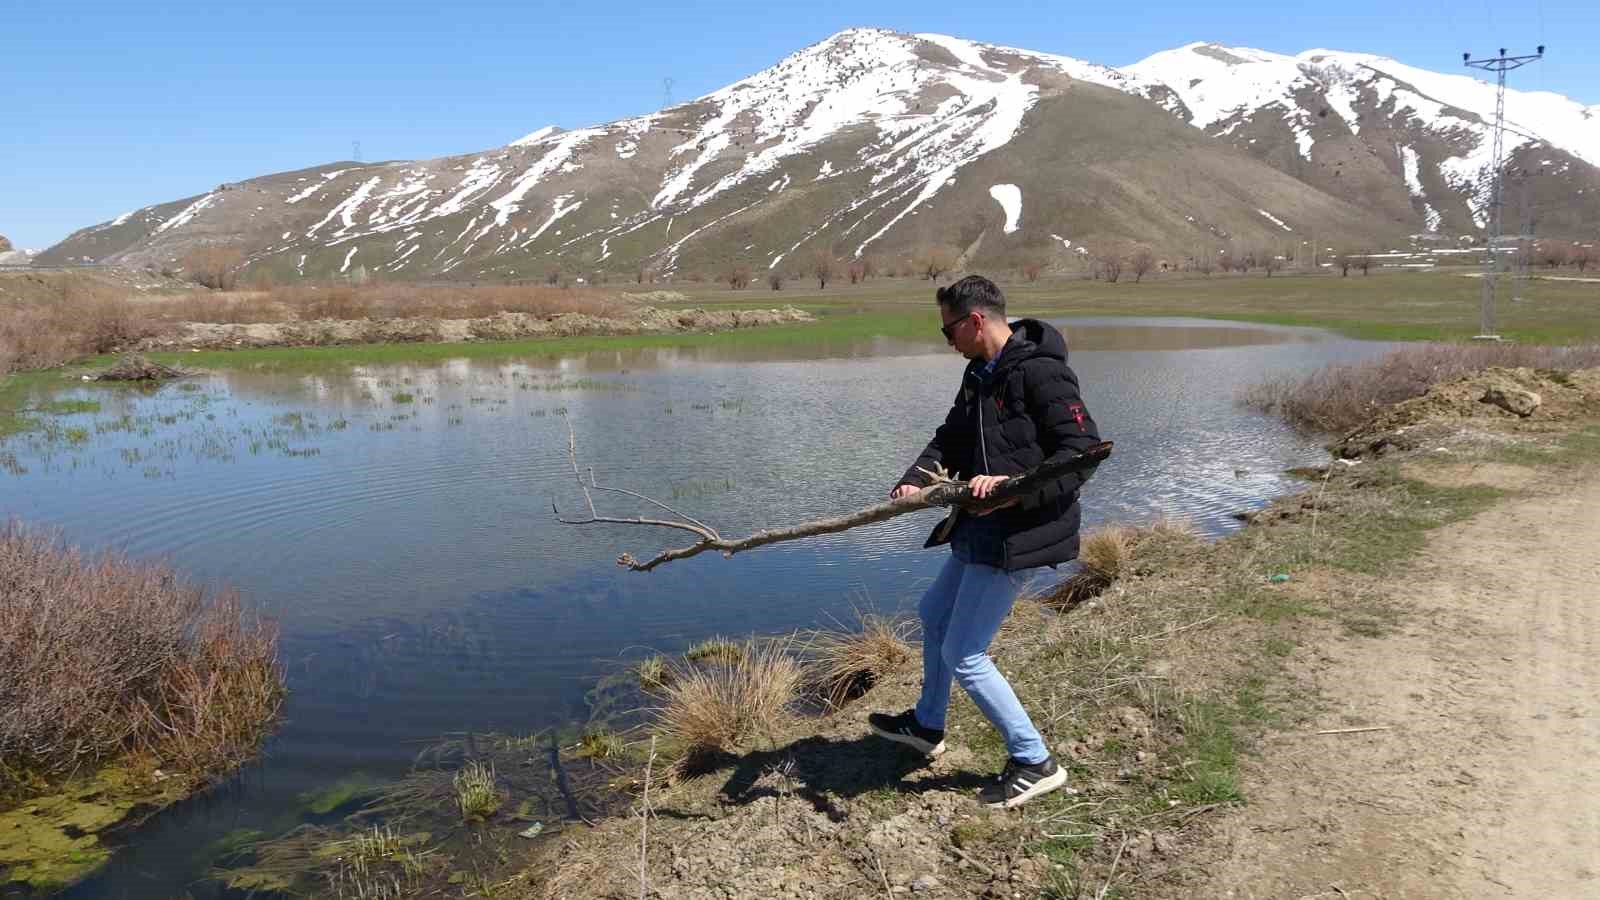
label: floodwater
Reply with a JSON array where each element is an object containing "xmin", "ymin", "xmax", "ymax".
[{"xmin": 0, "ymin": 317, "xmax": 1394, "ymax": 897}]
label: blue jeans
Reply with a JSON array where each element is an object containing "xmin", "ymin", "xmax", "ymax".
[{"xmin": 912, "ymin": 542, "xmax": 1049, "ymax": 765}]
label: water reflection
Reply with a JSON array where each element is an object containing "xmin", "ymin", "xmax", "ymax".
[{"xmin": 0, "ymin": 318, "xmax": 1394, "ymax": 898}]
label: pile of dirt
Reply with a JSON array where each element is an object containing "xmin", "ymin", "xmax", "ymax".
[
  {"xmin": 90, "ymin": 353, "xmax": 189, "ymax": 381},
  {"xmin": 1335, "ymin": 366, "xmax": 1600, "ymax": 458},
  {"xmin": 136, "ymin": 306, "xmax": 815, "ymax": 351}
]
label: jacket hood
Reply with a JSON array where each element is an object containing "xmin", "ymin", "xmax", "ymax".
[{"xmin": 969, "ymin": 318, "xmax": 1067, "ymax": 381}]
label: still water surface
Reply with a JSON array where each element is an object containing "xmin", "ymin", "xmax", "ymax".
[{"xmin": 0, "ymin": 318, "xmax": 1392, "ymax": 896}]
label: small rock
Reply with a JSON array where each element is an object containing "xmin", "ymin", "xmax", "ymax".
[{"xmin": 911, "ymin": 875, "xmax": 940, "ymax": 892}]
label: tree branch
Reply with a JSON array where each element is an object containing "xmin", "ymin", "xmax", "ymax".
[{"xmin": 554, "ymin": 423, "xmax": 1112, "ymax": 571}]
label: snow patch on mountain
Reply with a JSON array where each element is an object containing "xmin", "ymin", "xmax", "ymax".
[
  {"xmin": 155, "ymin": 193, "xmax": 220, "ymax": 234},
  {"xmin": 510, "ymin": 126, "xmax": 559, "ymax": 147},
  {"xmin": 989, "ymin": 184, "xmax": 1021, "ymax": 233},
  {"xmin": 287, "ymin": 169, "xmax": 348, "ymax": 204},
  {"xmin": 490, "ymin": 128, "xmax": 601, "ymax": 228},
  {"xmin": 1398, "ymin": 145, "xmax": 1442, "ymax": 232},
  {"xmin": 1257, "ymin": 209, "xmax": 1292, "ymax": 231}
]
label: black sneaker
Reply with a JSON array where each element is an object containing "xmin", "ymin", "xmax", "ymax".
[
  {"xmin": 978, "ymin": 755, "xmax": 1068, "ymax": 809},
  {"xmin": 867, "ymin": 709, "xmax": 946, "ymax": 757}
]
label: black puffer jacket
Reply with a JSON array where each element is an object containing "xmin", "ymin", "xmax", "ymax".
[{"xmin": 899, "ymin": 319, "xmax": 1102, "ymax": 570}]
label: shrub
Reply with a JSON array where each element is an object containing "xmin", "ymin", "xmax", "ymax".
[
  {"xmin": 0, "ymin": 523, "xmax": 283, "ymax": 793},
  {"xmin": 1242, "ymin": 342, "xmax": 1600, "ymax": 432},
  {"xmin": 181, "ymin": 246, "xmax": 244, "ymax": 291}
]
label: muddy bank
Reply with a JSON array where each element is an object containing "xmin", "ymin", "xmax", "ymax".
[{"xmin": 135, "ymin": 306, "xmax": 815, "ymax": 351}]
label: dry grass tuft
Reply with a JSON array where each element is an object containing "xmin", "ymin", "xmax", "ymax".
[
  {"xmin": 805, "ymin": 614, "xmax": 916, "ymax": 710},
  {"xmin": 1242, "ymin": 342, "xmax": 1600, "ymax": 432},
  {"xmin": 0, "ymin": 522, "xmax": 283, "ymax": 794},
  {"xmin": 1041, "ymin": 521, "xmax": 1201, "ymax": 611},
  {"xmin": 1079, "ymin": 525, "xmax": 1139, "ymax": 581},
  {"xmin": 648, "ymin": 639, "xmax": 801, "ymax": 766}
]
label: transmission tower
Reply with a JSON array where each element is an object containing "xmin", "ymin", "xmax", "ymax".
[
  {"xmin": 353, "ymin": 140, "xmax": 362, "ymax": 163},
  {"xmin": 1463, "ymin": 46, "xmax": 1543, "ymax": 339},
  {"xmin": 662, "ymin": 77, "xmax": 675, "ymax": 109}
]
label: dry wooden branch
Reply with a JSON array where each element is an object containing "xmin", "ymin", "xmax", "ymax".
[{"xmin": 553, "ymin": 416, "xmax": 1111, "ymax": 572}]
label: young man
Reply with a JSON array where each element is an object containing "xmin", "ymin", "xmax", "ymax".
[{"xmin": 869, "ymin": 275, "xmax": 1102, "ymax": 809}]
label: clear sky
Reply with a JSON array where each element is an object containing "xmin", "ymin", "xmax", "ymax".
[{"xmin": 3, "ymin": 0, "xmax": 1594, "ymax": 250}]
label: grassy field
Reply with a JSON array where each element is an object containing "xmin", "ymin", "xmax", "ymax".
[{"xmin": 668, "ymin": 270, "xmax": 1600, "ymax": 344}]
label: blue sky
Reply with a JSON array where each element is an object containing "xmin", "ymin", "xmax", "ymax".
[{"xmin": 3, "ymin": 0, "xmax": 1594, "ymax": 250}]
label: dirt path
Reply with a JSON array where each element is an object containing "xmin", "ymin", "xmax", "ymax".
[{"xmin": 1186, "ymin": 465, "xmax": 1600, "ymax": 899}]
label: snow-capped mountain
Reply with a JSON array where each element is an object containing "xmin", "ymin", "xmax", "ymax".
[
  {"xmin": 1125, "ymin": 42, "xmax": 1599, "ymax": 236},
  {"xmin": 38, "ymin": 29, "xmax": 1599, "ymax": 278}
]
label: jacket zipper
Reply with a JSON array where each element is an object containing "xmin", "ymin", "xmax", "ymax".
[{"xmin": 976, "ymin": 376, "xmax": 990, "ymax": 475}]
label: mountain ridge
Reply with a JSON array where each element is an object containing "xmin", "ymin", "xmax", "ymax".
[{"xmin": 35, "ymin": 28, "xmax": 1599, "ymax": 278}]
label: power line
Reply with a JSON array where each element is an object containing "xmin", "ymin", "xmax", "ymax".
[{"xmin": 1463, "ymin": 45, "xmax": 1544, "ymax": 340}]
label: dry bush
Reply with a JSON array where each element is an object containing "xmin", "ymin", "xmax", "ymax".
[
  {"xmin": 918, "ymin": 245, "xmax": 958, "ymax": 281},
  {"xmin": 1242, "ymin": 342, "xmax": 1600, "ymax": 432},
  {"xmin": 1096, "ymin": 243, "xmax": 1127, "ymax": 283},
  {"xmin": 143, "ymin": 282, "xmax": 633, "ymax": 325},
  {"xmin": 0, "ymin": 276, "xmax": 171, "ymax": 371},
  {"xmin": 805, "ymin": 614, "xmax": 915, "ymax": 710},
  {"xmin": 181, "ymin": 246, "xmax": 245, "ymax": 291},
  {"xmin": 647, "ymin": 639, "xmax": 800, "ymax": 763},
  {"xmin": 847, "ymin": 259, "xmax": 865, "ymax": 284},
  {"xmin": 0, "ymin": 523, "xmax": 283, "ymax": 791},
  {"xmin": 768, "ymin": 271, "xmax": 784, "ymax": 291},
  {"xmin": 1129, "ymin": 247, "xmax": 1155, "ymax": 283},
  {"xmin": 1573, "ymin": 245, "xmax": 1592, "ymax": 273},
  {"xmin": 725, "ymin": 263, "xmax": 752, "ymax": 290},
  {"xmin": 152, "ymin": 290, "xmax": 283, "ymax": 324},
  {"xmin": 1538, "ymin": 242, "xmax": 1570, "ymax": 269},
  {"xmin": 812, "ymin": 250, "xmax": 837, "ymax": 289}
]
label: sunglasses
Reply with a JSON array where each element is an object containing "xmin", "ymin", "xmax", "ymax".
[{"xmin": 940, "ymin": 311, "xmax": 978, "ymax": 341}]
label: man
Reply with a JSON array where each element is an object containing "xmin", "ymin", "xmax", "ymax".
[{"xmin": 869, "ymin": 274, "xmax": 1102, "ymax": 809}]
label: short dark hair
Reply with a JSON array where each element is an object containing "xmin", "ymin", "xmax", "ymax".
[{"xmin": 936, "ymin": 275, "xmax": 1005, "ymax": 318}]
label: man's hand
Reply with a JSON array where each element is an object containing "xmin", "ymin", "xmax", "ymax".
[
  {"xmin": 969, "ymin": 474, "xmax": 1019, "ymax": 516},
  {"xmin": 889, "ymin": 483, "xmax": 922, "ymax": 500}
]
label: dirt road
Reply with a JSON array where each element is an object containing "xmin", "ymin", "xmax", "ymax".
[{"xmin": 1187, "ymin": 463, "xmax": 1600, "ymax": 899}]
